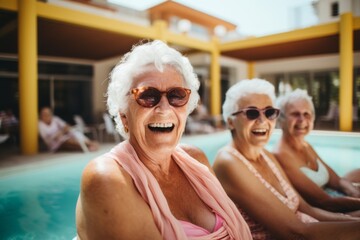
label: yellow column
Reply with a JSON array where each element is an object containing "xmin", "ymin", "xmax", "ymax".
[
  {"xmin": 153, "ymin": 20, "xmax": 167, "ymax": 42},
  {"xmin": 18, "ymin": 0, "xmax": 38, "ymax": 154},
  {"xmin": 247, "ymin": 61, "xmax": 254, "ymax": 79},
  {"xmin": 210, "ymin": 37, "xmax": 221, "ymax": 116},
  {"xmin": 339, "ymin": 12, "xmax": 353, "ymax": 131}
]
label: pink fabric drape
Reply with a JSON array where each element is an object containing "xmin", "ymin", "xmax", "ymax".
[{"xmin": 107, "ymin": 140, "xmax": 252, "ymax": 240}]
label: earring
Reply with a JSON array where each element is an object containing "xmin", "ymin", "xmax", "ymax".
[{"xmin": 124, "ymin": 126, "xmax": 129, "ymax": 133}]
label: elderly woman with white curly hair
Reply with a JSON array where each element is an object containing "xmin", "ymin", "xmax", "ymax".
[
  {"xmin": 213, "ymin": 79, "xmax": 360, "ymax": 240},
  {"xmin": 273, "ymin": 88, "xmax": 360, "ymax": 216},
  {"xmin": 74, "ymin": 40, "xmax": 252, "ymax": 240}
]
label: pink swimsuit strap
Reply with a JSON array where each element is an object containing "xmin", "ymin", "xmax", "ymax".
[
  {"xmin": 178, "ymin": 213, "xmax": 224, "ymax": 237},
  {"xmin": 224, "ymin": 146, "xmax": 299, "ymax": 210}
]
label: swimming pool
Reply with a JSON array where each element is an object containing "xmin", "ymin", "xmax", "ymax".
[{"xmin": 0, "ymin": 130, "xmax": 359, "ymax": 239}]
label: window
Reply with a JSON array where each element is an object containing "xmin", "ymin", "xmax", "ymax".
[
  {"xmin": 331, "ymin": 2, "xmax": 339, "ymax": 17},
  {"xmin": 0, "ymin": 58, "xmax": 94, "ymax": 124}
]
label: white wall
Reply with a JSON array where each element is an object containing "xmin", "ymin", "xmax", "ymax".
[
  {"xmin": 93, "ymin": 56, "xmax": 121, "ymax": 122},
  {"xmin": 188, "ymin": 53, "xmax": 248, "ymax": 84},
  {"xmin": 316, "ymin": 0, "xmax": 358, "ymax": 24},
  {"xmin": 355, "ymin": 0, "xmax": 360, "ymax": 16},
  {"xmin": 255, "ymin": 52, "xmax": 360, "ymax": 76},
  {"xmin": 220, "ymin": 56, "xmax": 248, "ymax": 84}
]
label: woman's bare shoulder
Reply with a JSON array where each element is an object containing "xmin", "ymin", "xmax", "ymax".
[
  {"xmin": 81, "ymin": 155, "xmax": 131, "ymax": 191},
  {"xmin": 272, "ymin": 142, "xmax": 300, "ymax": 169},
  {"xmin": 213, "ymin": 145, "xmax": 254, "ymax": 182},
  {"xmin": 77, "ymin": 155, "xmax": 162, "ymax": 239},
  {"xmin": 213, "ymin": 145, "xmax": 240, "ymax": 167},
  {"xmin": 79, "ymin": 155, "xmax": 139, "ymax": 213}
]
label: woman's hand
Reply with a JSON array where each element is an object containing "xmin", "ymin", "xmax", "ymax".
[{"xmin": 340, "ymin": 178, "xmax": 360, "ymax": 198}]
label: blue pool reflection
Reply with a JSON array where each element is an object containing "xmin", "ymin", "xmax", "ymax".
[{"xmin": 0, "ymin": 130, "xmax": 359, "ymax": 239}]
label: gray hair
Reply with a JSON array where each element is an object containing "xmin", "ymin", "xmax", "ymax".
[
  {"xmin": 107, "ymin": 40, "xmax": 200, "ymax": 139},
  {"xmin": 222, "ymin": 78, "xmax": 276, "ymax": 124},
  {"xmin": 276, "ymin": 88, "xmax": 315, "ymax": 123}
]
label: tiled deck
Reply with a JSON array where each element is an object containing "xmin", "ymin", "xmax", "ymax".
[{"xmin": 0, "ymin": 141, "xmax": 116, "ymax": 171}]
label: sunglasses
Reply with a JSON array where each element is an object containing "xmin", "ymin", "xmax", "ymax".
[
  {"xmin": 130, "ymin": 86, "xmax": 191, "ymax": 108},
  {"xmin": 232, "ymin": 107, "xmax": 280, "ymax": 120}
]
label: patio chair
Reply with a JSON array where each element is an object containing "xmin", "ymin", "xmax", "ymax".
[
  {"xmin": 73, "ymin": 115, "xmax": 98, "ymax": 141},
  {"xmin": 98, "ymin": 113, "xmax": 121, "ymax": 143},
  {"xmin": 317, "ymin": 101, "xmax": 339, "ymax": 129},
  {"xmin": 0, "ymin": 119, "xmax": 9, "ymax": 144}
]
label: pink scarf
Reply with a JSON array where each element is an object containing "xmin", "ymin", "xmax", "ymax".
[{"xmin": 107, "ymin": 140, "xmax": 252, "ymax": 240}]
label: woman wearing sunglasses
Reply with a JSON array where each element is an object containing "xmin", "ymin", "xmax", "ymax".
[
  {"xmin": 213, "ymin": 79, "xmax": 360, "ymax": 240},
  {"xmin": 273, "ymin": 89, "xmax": 360, "ymax": 216},
  {"xmin": 74, "ymin": 40, "xmax": 252, "ymax": 240}
]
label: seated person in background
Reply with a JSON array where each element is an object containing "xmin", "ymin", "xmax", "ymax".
[
  {"xmin": 39, "ymin": 107, "xmax": 98, "ymax": 152},
  {"xmin": 74, "ymin": 40, "xmax": 252, "ymax": 240},
  {"xmin": 273, "ymin": 89, "xmax": 360, "ymax": 216},
  {"xmin": 0, "ymin": 108, "xmax": 18, "ymax": 128},
  {"xmin": 213, "ymin": 79, "xmax": 360, "ymax": 240},
  {"xmin": 0, "ymin": 108, "xmax": 19, "ymax": 142}
]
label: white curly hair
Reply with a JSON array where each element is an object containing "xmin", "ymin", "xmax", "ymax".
[
  {"xmin": 276, "ymin": 88, "xmax": 315, "ymax": 123},
  {"xmin": 106, "ymin": 40, "xmax": 200, "ymax": 139},
  {"xmin": 222, "ymin": 78, "xmax": 276, "ymax": 125}
]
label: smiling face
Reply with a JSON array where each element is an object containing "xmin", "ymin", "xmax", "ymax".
[
  {"xmin": 40, "ymin": 107, "xmax": 53, "ymax": 125},
  {"xmin": 282, "ymin": 99, "xmax": 315, "ymax": 138},
  {"xmin": 121, "ymin": 64, "xmax": 188, "ymax": 154},
  {"xmin": 229, "ymin": 93, "xmax": 276, "ymax": 149}
]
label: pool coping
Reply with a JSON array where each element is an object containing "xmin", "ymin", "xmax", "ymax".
[{"xmin": 0, "ymin": 129, "xmax": 359, "ymax": 177}]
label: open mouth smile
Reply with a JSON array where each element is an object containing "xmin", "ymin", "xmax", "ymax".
[
  {"xmin": 148, "ymin": 122, "xmax": 175, "ymax": 133},
  {"xmin": 251, "ymin": 128, "xmax": 267, "ymax": 136}
]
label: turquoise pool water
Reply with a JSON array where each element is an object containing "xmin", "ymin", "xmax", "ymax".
[{"xmin": 0, "ymin": 130, "xmax": 359, "ymax": 239}]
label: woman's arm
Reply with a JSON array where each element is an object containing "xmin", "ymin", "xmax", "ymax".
[
  {"xmin": 338, "ymin": 178, "xmax": 360, "ymax": 197},
  {"xmin": 76, "ymin": 157, "xmax": 162, "ymax": 240},
  {"xmin": 319, "ymin": 152, "xmax": 360, "ymax": 198},
  {"xmin": 274, "ymin": 147, "xmax": 360, "ymax": 212},
  {"xmin": 297, "ymin": 192, "xmax": 360, "ymax": 221},
  {"xmin": 213, "ymin": 149, "xmax": 309, "ymax": 239},
  {"xmin": 213, "ymin": 149, "xmax": 360, "ymax": 240}
]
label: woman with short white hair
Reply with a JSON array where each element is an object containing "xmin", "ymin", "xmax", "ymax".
[
  {"xmin": 274, "ymin": 88, "xmax": 360, "ymax": 216},
  {"xmin": 75, "ymin": 40, "xmax": 252, "ymax": 240}
]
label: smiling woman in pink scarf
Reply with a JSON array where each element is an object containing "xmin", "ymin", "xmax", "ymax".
[{"xmin": 74, "ymin": 40, "xmax": 252, "ymax": 240}]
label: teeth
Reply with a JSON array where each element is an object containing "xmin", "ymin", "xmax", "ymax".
[
  {"xmin": 148, "ymin": 123, "xmax": 173, "ymax": 128},
  {"xmin": 252, "ymin": 129, "xmax": 267, "ymax": 133}
]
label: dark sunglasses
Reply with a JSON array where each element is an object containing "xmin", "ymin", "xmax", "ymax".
[
  {"xmin": 130, "ymin": 86, "xmax": 191, "ymax": 108},
  {"xmin": 232, "ymin": 107, "xmax": 280, "ymax": 120}
]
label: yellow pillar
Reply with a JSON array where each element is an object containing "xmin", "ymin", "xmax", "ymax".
[
  {"xmin": 153, "ymin": 20, "xmax": 167, "ymax": 42},
  {"xmin": 247, "ymin": 61, "xmax": 254, "ymax": 79},
  {"xmin": 339, "ymin": 12, "xmax": 353, "ymax": 131},
  {"xmin": 18, "ymin": 0, "xmax": 38, "ymax": 154},
  {"xmin": 210, "ymin": 37, "xmax": 221, "ymax": 116}
]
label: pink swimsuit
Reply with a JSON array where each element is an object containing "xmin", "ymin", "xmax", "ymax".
[
  {"xmin": 105, "ymin": 141, "xmax": 252, "ymax": 240},
  {"xmin": 222, "ymin": 146, "xmax": 317, "ymax": 240},
  {"xmin": 179, "ymin": 213, "xmax": 224, "ymax": 237}
]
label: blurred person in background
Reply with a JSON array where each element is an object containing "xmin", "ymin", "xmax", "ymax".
[
  {"xmin": 273, "ymin": 89, "xmax": 360, "ymax": 216},
  {"xmin": 39, "ymin": 106, "xmax": 98, "ymax": 152}
]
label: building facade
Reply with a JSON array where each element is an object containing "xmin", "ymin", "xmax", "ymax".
[{"xmin": 0, "ymin": 0, "xmax": 359, "ymax": 154}]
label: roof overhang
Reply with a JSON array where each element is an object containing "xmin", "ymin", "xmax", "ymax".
[
  {"xmin": 147, "ymin": 1, "xmax": 237, "ymax": 32},
  {"xmin": 1, "ymin": 1, "xmax": 359, "ymax": 62},
  {"xmin": 220, "ymin": 18, "xmax": 360, "ymax": 61},
  {"xmin": 0, "ymin": 0, "xmax": 212, "ymax": 61}
]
